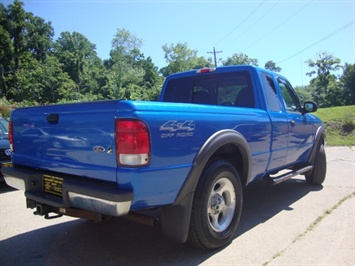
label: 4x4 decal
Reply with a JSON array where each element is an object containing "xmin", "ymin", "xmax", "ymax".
[{"xmin": 159, "ymin": 120, "xmax": 195, "ymax": 138}]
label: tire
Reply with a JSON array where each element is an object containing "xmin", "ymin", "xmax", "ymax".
[
  {"xmin": 187, "ymin": 160, "xmax": 243, "ymax": 250},
  {"xmin": 305, "ymin": 143, "xmax": 327, "ymax": 185}
]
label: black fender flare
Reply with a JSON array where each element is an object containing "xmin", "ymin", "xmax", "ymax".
[
  {"xmin": 161, "ymin": 129, "xmax": 252, "ymax": 243},
  {"xmin": 308, "ymin": 126, "xmax": 326, "ymax": 165}
]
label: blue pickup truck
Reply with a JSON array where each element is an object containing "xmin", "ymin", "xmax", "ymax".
[{"xmin": 2, "ymin": 65, "xmax": 326, "ymax": 249}]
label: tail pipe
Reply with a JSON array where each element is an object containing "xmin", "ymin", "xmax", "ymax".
[{"xmin": 126, "ymin": 212, "xmax": 160, "ymax": 228}]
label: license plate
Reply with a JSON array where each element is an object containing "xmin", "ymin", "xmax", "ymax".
[
  {"xmin": 43, "ymin": 174, "xmax": 63, "ymax": 197},
  {"xmin": 1, "ymin": 162, "xmax": 13, "ymax": 168}
]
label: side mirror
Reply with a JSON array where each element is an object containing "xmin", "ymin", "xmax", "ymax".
[{"xmin": 303, "ymin": 101, "xmax": 318, "ymax": 113}]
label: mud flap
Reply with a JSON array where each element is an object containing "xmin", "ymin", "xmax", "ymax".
[{"xmin": 160, "ymin": 192, "xmax": 193, "ymax": 243}]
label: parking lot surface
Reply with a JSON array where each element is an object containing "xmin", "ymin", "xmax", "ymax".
[{"xmin": 0, "ymin": 146, "xmax": 354, "ymax": 265}]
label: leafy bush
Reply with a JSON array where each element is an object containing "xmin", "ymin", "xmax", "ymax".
[{"xmin": 342, "ymin": 112, "xmax": 355, "ymax": 132}]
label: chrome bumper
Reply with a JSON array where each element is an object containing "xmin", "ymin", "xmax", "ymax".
[
  {"xmin": 68, "ymin": 191, "xmax": 131, "ymax": 216},
  {"xmin": 2, "ymin": 166, "xmax": 133, "ymax": 217}
]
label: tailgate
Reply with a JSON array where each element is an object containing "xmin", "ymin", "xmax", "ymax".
[{"xmin": 11, "ymin": 100, "xmax": 120, "ymax": 182}]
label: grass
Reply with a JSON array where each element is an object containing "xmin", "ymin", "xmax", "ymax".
[{"xmin": 314, "ymin": 105, "xmax": 355, "ymax": 146}]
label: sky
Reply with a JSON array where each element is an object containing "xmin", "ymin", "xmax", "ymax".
[{"xmin": 3, "ymin": 0, "xmax": 355, "ymax": 87}]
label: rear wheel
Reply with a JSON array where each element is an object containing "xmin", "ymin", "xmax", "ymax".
[
  {"xmin": 188, "ymin": 160, "xmax": 243, "ymax": 250},
  {"xmin": 305, "ymin": 143, "xmax": 326, "ymax": 185}
]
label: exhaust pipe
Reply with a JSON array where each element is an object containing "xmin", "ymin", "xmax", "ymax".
[{"xmin": 126, "ymin": 212, "xmax": 160, "ymax": 228}]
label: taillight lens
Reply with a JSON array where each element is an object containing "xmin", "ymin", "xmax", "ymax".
[
  {"xmin": 115, "ymin": 120, "xmax": 150, "ymax": 166},
  {"xmin": 196, "ymin": 67, "xmax": 216, "ymax": 74},
  {"xmin": 8, "ymin": 121, "xmax": 14, "ymax": 152}
]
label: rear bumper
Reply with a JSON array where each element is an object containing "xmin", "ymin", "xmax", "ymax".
[{"xmin": 1, "ymin": 166, "xmax": 133, "ymax": 217}]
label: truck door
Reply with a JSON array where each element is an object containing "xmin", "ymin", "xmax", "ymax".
[
  {"xmin": 260, "ymin": 72, "xmax": 289, "ymax": 170},
  {"xmin": 277, "ymin": 78, "xmax": 314, "ymax": 164}
]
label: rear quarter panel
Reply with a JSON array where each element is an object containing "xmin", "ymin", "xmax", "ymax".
[{"xmin": 116, "ymin": 101, "xmax": 271, "ymax": 209}]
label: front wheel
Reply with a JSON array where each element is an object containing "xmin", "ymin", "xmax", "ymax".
[
  {"xmin": 305, "ymin": 143, "xmax": 327, "ymax": 185},
  {"xmin": 188, "ymin": 160, "xmax": 243, "ymax": 250}
]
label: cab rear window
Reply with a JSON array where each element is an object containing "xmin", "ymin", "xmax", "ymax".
[{"xmin": 163, "ymin": 71, "xmax": 255, "ymax": 108}]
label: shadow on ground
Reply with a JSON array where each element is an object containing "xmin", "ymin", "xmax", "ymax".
[{"xmin": 0, "ymin": 178, "xmax": 322, "ymax": 266}]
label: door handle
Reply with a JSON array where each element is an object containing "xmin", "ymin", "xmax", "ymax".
[{"xmin": 290, "ymin": 120, "xmax": 296, "ymax": 127}]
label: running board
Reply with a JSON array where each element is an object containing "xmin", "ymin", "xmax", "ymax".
[{"xmin": 264, "ymin": 165, "xmax": 313, "ymax": 185}]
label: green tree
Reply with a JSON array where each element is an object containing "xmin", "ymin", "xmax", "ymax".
[
  {"xmin": 141, "ymin": 57, "xmax": 160, "ymax": 88},
  {"xmin": 327, "ymin": 79, "xmax": 345, "ymax": 106},
  {"xmin": 160, "ymin": 42, "xmax": 211, "ymax": 77},
  {"xmin": 340, "ymin": 63, "xmax": 355, "ymax": 105},
  {"xmin": 6, "ymin": 0, "xmax": 28, "ymax": 70},
  {"xmin": 26, "ymin": 15, "xmax": 54, "ymax": 62},
  {"xmin": 106, "ymin": 28, "xmax": 145, "ymax": 98},
  {"xmin": 54, "ymin": 31, "xmax": 106, "ymax": 99},
  {"xmin": 105, "ymin": 28, "xmax": 162, "ymax": 101},
  {"xmin": 111, "ymin": 28, "xmax": 143, "ymax": 55},
  {"xmin": 0, "ymin": 0, "xmax": 54, "ymax": 102},
  {"xmin": 4, "ymin": 0, "xmax": 53, "ymax": 67},
  {"xmin": 222, "ymin": 52, "xmax": 258, "ymax": 66},
  {"xmin": 264, "ymin": 60, "xmax": 281, "ymax": 72},
  {"xmin": 14, "ymin": 55, "xmax": 76, "ymax": 103},
  {"xmin": 0, "ymin": 4, "xmax": 13, "ymax": 98},
  {"xmin": 294, "ymin": 85, "xmax": 315, "ymax": 103},
  {"xmin": 139, "ymin": 56, "xmax": 162, "ymax": 100},
  {"xmin": 306, "ymin": 52, "xmax": 342, "ymax": 107}
]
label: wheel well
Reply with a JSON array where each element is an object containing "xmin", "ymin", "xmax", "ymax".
[
  {"xmin": 308, "ymin": 127, "xmax": 326, "ymax": 165},
  {"xmin": 161, "ymin": 134, "xmax": 250, "ymax": 244},
  {"xmin": 206, "ymin": 143, "xmax": 248, "ymax": 186}
]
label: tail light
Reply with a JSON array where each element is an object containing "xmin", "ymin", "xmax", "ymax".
[
  {"xmin": 8, "ymin": 121, "xmax": 14, "ymax": 152},
  {"xmin": 115, "ymin": 119, "xmax": 150, "ymax": 167},
  {"xmin": 196, "ymin": 67, "xmax": 216, "ymax": 74}
]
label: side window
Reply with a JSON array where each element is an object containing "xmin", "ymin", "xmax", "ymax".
[
  {"xmin": 277, "ymin": 78, "xmax": 301, "ymax": 112},
  {"xmin": 261, "ymin": 72, "xmax": 281, "ymax": 112}
]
